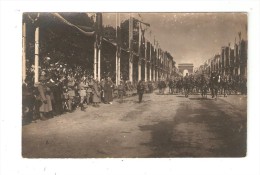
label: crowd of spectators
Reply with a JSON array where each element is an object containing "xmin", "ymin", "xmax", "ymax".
[{"xmin": 22, "ymin": 58, "xmax": 158, "ymax": 124}]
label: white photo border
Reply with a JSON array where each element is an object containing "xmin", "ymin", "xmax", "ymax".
[{"xmin": 0, "ymin": 0, "xmax": 259, "ymax": 175}]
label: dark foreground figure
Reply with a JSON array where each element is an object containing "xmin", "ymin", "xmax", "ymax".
[{"xmin": 137, "ymin": 80, "xmax": 145, "ymax": 103}]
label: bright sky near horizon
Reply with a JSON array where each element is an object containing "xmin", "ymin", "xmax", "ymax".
[{"xmin": 102, "ymin": 13, "xmax": 247, "ymax": 68}]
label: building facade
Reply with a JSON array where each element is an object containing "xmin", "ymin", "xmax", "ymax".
[{"xmin": 202, "ymin": 33, "xmax": 247, "ymax": 79}]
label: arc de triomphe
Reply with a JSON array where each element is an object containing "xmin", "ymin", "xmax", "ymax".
[{"xmin": 178, "ymin": 63, "xmax": 194, "ymax": 76}]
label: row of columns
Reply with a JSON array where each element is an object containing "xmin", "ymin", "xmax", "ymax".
[
  {"xmin": 22, "ymin": 14, "xmax": 172, "ymax": 85},
  {"xmin": 93, "ymin": 41, "xmax": 101, "ymax": 82},
  {"xmin": 22, "ymin": 22, "xmax": 27, "ymax": 82},
  {"xmin": 22, "ymin": 14, "xmax": 40, "ymax": 84},
  {"xmin": 22, "ymin": 22, "xmax": 39, "ymax": 84}
]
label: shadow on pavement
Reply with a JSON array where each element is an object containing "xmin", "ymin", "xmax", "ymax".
[
  {"xmin": 189, "ymin": 97, "xmax": 212, "ymax": 101},
  {"xmin": 138, "ymin": 100, "xmax": 247, "ymax": 157},
  {"xmin": 176, "ymin": 95, "xmax": 185, "ymax": 98}
]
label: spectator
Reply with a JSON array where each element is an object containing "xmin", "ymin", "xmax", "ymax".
[
  {"xmin": 92, "ymin": 79, "xmax": 101, "ymax": 107},
  {"xmin": 104, "ymin": 76, "xmax": 114, "ymax": 104},
  {"xmin": 37, "ymin": 75, "xmax": 53, "ymax": 120},
  {"xmin": 117, "ymin": 80, "xmax": 125, "ymax": 103}
]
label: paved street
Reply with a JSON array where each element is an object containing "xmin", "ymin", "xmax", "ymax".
[{"xmin": 22, "ymin": 89, "xmax": 247, "ymax": 158}]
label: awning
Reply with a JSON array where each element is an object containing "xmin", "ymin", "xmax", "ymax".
[{"xmin": 52, "ymin": 13, "xmax": 95, "ymax": 37}]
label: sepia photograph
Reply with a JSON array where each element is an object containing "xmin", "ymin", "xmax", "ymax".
[
  {"xmin": 21, "ymin": 12, "xmax": 248, "ymax": 158},
  {"xmin": 1, "ymin": 0, "xmax": 260, "ymax": 174}
]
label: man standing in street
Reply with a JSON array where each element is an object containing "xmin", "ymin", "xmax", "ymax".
[
  {"xmin": 104, "ymin": 76, "xmax": 114, "ymax": 104},
  {"xmin": 137, "ymin": 80, "xmax": 145, "ymax": 103}
]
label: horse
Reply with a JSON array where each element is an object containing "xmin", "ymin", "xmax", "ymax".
[
  {"xmin": 200, "ymin": 75, "xmax": 208, "ymax": 98},
  {"xmin": 210, "ymin": 73, "xmax": 221, "ymax": 100},
  {"xmin": 222, "ymin": 76, "xmax": 228, "ymax": 97}
]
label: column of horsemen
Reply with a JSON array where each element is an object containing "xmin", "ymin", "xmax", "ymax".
[{"xmin": 163, "ymin": 71, "xmax": 247, "ymax": 99}]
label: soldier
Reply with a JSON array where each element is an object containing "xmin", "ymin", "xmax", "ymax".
[
  {"xmin": 148, "ymin": 80, "xmax": 153, "ymax": 93},
  {"xmin": 100, "ymin": 78, "xmax": 105, "ymax": 103},
  {"xmin": 210, "ymin": 72, "xmax": 219, "ymax": 100},
  {"xmin": 137, "ymin": 80, "xmax": 145, "ymax": 103},
  {"xmin": 222, "ymin": 75, "xmax": 228, "ymax": 97},
  {"xmin": 49, "ymin": 73, "xmax": 63, "ymax": 116},
  {"xmin": 37, "ymin": 75, "xmax": 53, "ymax": 120},
  {"xmin": 92, "ymin": 78, "xmax": 101, "ymax": 107},
  {"xmin": 200, "ymin": 74, "xmax": 208, "ymax": 98},
  {"xmin": 22, "ymin": 76, "xmax": 36, "ymax": 123},
  {"xmin": 104, "ymin": 76, "xmax": 114, "ymax": 104},
  {"xmin": 161, "ymin": 79, "xmax": 166, "ymax": 95},
  {"xmin": 158, "ymin": 79, "xmax": 162, "ymax": 94},
  {"xmin": 117, "ymin": 80, "xmax": 125, "ymax": 103},
  {"xmin": 78, "ymin": 76, "xmax": 87, "ymax": 111},
  {"xmin": 241, "ymin": 76, "xmax": 247, "ymax": 95},
  {"xmin": 168, "ymin": 78, "xmax": 174, "ymax": 94},
  {"xmin": 86, "ymin": 75, "xmax": 94, "ymax": 105},
  {"xmin": 67, "ymin": 74, "xmax": 76, "ymax": 112},
  {"xmin": 125, "ymin": 80, "xmax": 133, "ymax": 97}
]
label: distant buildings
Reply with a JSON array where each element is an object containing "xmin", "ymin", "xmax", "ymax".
[
  {"xmin": 200, "ymin": 32, "xmax": 247, "ymax": 78},
  {"xmin": 22, "ymin": 13, "xmax": 177, "ymax": 84}
]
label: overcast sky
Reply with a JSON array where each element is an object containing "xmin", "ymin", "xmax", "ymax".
[{"xmin": 102, "ymin": 13, "xmax": 247, "ymax": 68}]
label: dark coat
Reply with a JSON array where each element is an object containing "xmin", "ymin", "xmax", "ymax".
[
  {"xmin": 137, "ymin": 82, "xmax": 145, "ymax": 94},
  {"xmin": 104, "ymin": 80, "xmax": 113, "ymax": 102}
]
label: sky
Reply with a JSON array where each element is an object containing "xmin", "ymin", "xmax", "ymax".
[{"xmin": 102, "ymin": 13, "xmax": 247, "ymax": 68}]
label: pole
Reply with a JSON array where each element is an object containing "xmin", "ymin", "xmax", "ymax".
[
  {"xmin": 157, "ymin": 69, "xmax": 159, "ymax": 80},
  {"xmin": 153, "ymin": 67, "xmax": 155, "ymax": 81},
  {"xmin": 34, "ymin": 26, "xmax": 39, "ymax": 83},
  {"xmin": 98, "ymin": 44, "xmax": 101, "ymax": 81},
  {"xmin": 22, "ymin": 22, "xmax": 26, "ymax": 83},
  {"xmin": 149, "ymin": 67, "xmax": 152, "ymax": 81},
  {"xmin": 94, "ymin": 41, "xmax": 97, "ymax": 79},
  {"xmin": 129, "ymin": 14, "xmax": 133, "ymax": 82},
  {"xmin": 149, "ymin": 42, "xmax": 152, "ymax": 81},
  {"xmin": 96, "ymin": 13, "xmax": 102, "ymax": 82},
  {"xmin": 138, "ymin": 22, "xmax": 141, "ymax": 81},
  {"xmin": 118, "ymin": 14, "xmax": 121, "ymax": 84},
  {"xmin": 115, "ymin": 13, "xmax": 118, "ymax": 85},
  {"xmin": 138, "ymin": 63, "xmax": 141, "ymax": 81},
  {"xmin": 144, "ymin": 41, "xmax": 147, "ymax": 82},
  {"xmin": 118, "ymin": 49, "xmax": 121, "ymax": 83}
]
